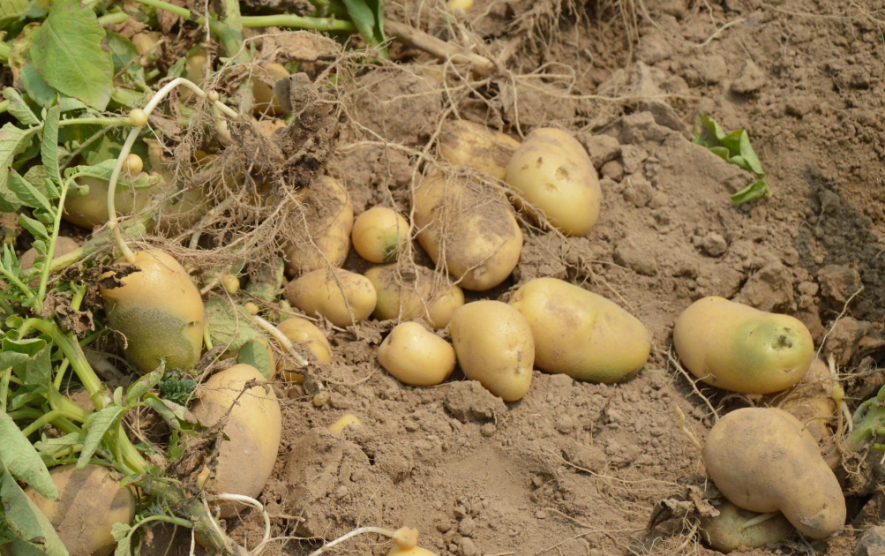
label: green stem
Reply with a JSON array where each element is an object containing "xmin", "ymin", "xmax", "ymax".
[
  {"xmin": 0, "ymin": 367, "xmax": 11, "ymax": 412},
  {"xmin": 0, "ymin": 266, "xmax": 35, "ymax": 300},
  {"xmin": 29, "ymin": 320, "xmax": 105, "ymax": 410},
  {"xmin": 36, "ymin": 177, "xmax": 72, "ymax": 314},
  {"xmin": 47, "ymin": 388, "xmax": 91, "ymax": 422},
  {"xmin": 0, "ymin": 42, "xmax": 9, "ymax": 64},
  {"xmin": 53, "ymin": 358, "xmax": 69, "ymax": 390},
  {"xmin": 59, "ymin": 117, "xmax": 131, "ymax": 129},
  {"xmin": 53, "ymin": 416, "xmax": 82, "ymax": 435},
  {"xmin": 98, "ymin": 11, "xmax": 130, "ymax": 25},
  {"xmin": 0, "ymin": 100, "xmax": 8, "ymax": 114},
  {"xmin": 7, "ymin": 408, "xmax": 42, "ymax": 420},
  {"xmin": 241, "ymin": 14, "xmax": 356, "ymax": 31},
  {"xmin": 20, "ymin": 409, "xmax": 84, "ymax": 437}
]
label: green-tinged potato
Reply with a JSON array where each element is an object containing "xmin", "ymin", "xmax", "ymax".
[
  {"xmin": 699, "ymin": 500, "xmax": 794, "ymax": 553},
  {"xmin": 703, "ymin": 407, "xmax": 845, "ymax": 539},
  {"xmin": 23, "ymin": 464, "xmax": 136, "ymax": 556},
  {"xmin": 509, "ymin": 277, "xmax": 650, "ymax": 383},
  {"xmin": 439, "ymin": 120, "xmax": 520, "ymax": 180},
  {"xmin": 412, "ymin": 172, "xmax": 522, "ymax": 291},
  {"xmin": 131, "ymin": 32, "xmax": 161, "ymax": 67},
  {"xmin": 179, "ymin": 48, "xmax": 208, "ymax": 102},
  {"xmin": 63, "ymin": 175, "xmax": 165, "ymax": 230},
  {"xmin": 673, "ymin": 297, "xmax": 814, "ymax": 394},
  {"xmin": 378, "ymin": 322, "xmax": 456, "ymax": 386},
  {"xmin": 276, "ymin": 317, "xmax": 332, "ymax": 381},
  {"xmin": 366, "ymin": 265, "xmax": 464, "ymax": 329},
  {"xmin": 100, "ymin": 249, "xmax": 204, "ymax": 373},
  {"xmin": 191, "ymin": 364, "xmax": 281, "ymax": 518},
  {"xmin": 352, "ymin": 207, "xmax": 410, "ymax": 263},
  {"xmin": 504, "ymin": 128, "xmax": 601, "ymax": 236},
  {"xmin": 21, "ymin": 236, "xmax": 79, "ymax": 271},
  {"xmin": 329, "ymin": 414, "xmax": 363, "ymax": 434},
  {"xmin": 284, "ymin": 176, "xmax": 354, "ymax": 277},
  {"xmin": 449, "ymin": 301, "xmax": 534, "ymax": 401},
  {"xmin": 252, "ymin": 63, "xmax": 290, "ymax": 115},
  {"xmin": 388, "ymin": 548, "xmax": 439, "ymax": 556},
  {"xmin": 285, "ymin": 268, "xmax": 376, "ymax": 327}
]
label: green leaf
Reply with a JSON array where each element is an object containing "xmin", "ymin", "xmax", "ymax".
[
  {"xmin": 341, "ymin": 0, "xmax": 387, "ymax": 55},
  {"xmin": 245, "ymin": 258, "xmax": 285, "ymax": 303},
  {"xmin": 65, "ymin": 159, "xmax": 161, "ymax": 190},
  {"xmin": 106, "ymin": 32, "xmax": 139, "ymax": 75},
  {"xmin": 2, "ymin": 89, "xmax": 40, "ymax": 126},
  {"xmin": 0, "ymin": 123, "xmax": 37, "ymax": 211},
  {"xmin": 29, "ymin": 1, "xmax": 114, "ymax": 111},
  {"xmin": 205, "ymin": 299, "xmax": 263, "ymax": 352},
  {"xmin": 0, "ymin": 413, "xmax": 58, "ymax": 500},
  {"xmin": 237, "ymin": 340, "xmax": 274, "ymax": 381},
  {"xmin": 0, "ymin": 0, "xmax": 30, "ymax": 28},
  {"xmin": 125, "ymin": 362, "xmax": 165, "ymax": 405},
  {"xmin": 34, "ymin": 432, "xmax": 80, "ymax": 458},
  {"xmin": 57, "ymin": 97, "xmax": 87, "ymax": 113},
  {"xmin": 40, "ymin": 105, "xmax": 60, "ymax": 182},
  {"xmin": 19, "ymin": 64, "xmax": 57, "ymax": 108},
  {"xmin": 12, "ymin": 345, "xmax": 51, "ymax": 386},
  {"xmin": 112, "ymin": 523, "xmax": 132, "ymax": 556},
  {"xmin": 730, "ymin": 178, "xmax": 772, "ymax": 205},
  {"xmin": 22, "ymin": 166, "xmax": 57, "ymax": 200},
  {"xmin": 8, "ymin": 171, "xmax": 52, "ymax": 214},
  {"xmin": 0, "ymin": 470, "xmax": 68, "ymax": 556},
  {"xmin": 77, "ymin": 405, "xmax": 125, "ymax": 469}
]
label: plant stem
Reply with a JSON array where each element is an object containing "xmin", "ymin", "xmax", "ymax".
[
  {"xmin": 0, "ymin": 42, "xmax": 9, "ymax": 64},
  {"xmin": 240, "ymin": 14, "xmax": 356, "ymax": 31},
  {"xmin": 36, "ymin": 177, "xmax": 72, "ymax": 314},
  {"xmin": 20, "ymin": 409, "xmax": 85, "ymax": 437},
  {"xmin": 0, "ymin": 367, "xmax": 11, "ymax": 412},
  {"xmin": 98, "ymin": 11, "xmax": 130, "ymax": 25},
  {"xmin": 28, "ymin": 319, "xmax": 106, "ymax": 410},
  {"xmin": 0, "ymin": 100, "xmax": 8, "ymax": 114}
]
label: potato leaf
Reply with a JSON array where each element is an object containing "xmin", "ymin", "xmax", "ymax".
[
  {"xmin": 0, "ymin": 124, "xmax": 38, "ymax": 212},
  {"xmin": 18, "ymin": 65, "xmax": 57, "ymax": 109},
  {"xmin": 205, "ymin": 299, "xmax": 263, "ymax": 352},
  {"xmin": 33, "ymin": 432, "xmax": 80, "ymax": 458},
  {"xmin": 112, "ymin": 523, "xmax": 133, "ymax": 556},
  {"xmin": 77, "ymin": 404, "xmax": 125, "ymax": 469},
  {"xmin": 237, "ymin": 340, "xmax": 274, "ymax": 381},
  {"xmin": 40, "ymin": 105, "xmax": 60, "ymax": 183},
  {"xmin": 730, "ymin": 178, "xmax": 772, "ymax": 205},
  {"xmin": 341, "ymin": 0, "xmax": 387, "ymax": 56},
  {"xmin": 125, "ymin": 362, "xmax": 165, "ymax": 405},
  {"xmin": 693, "ymin": 114, "xmax": 769, "ymax": 204},
  {"xmin": 0, "ymin": 0, "xmax": 30, "ymax": 26},
  {"xmin": 0, "ymin": 470, "xmax": 68, "ymax": 556},
  {"xmin": 8, "ymin": 171, "xmax": 51, "ymax": 214},
  {"xmin": 65, "ymin": 160, "xmax": 161, "ymax": 190},
  {"xmin": 0, "ymin": 413, "xmax": 58, "ymax": 500},
  {"xmin": 1, "ymin": 89, "xmax": 39, "ymax": 127}
]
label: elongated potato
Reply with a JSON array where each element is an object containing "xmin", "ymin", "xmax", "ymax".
[
  {"xmin": 191, "ymin": 364, "xmax": 281, "ymax": 518},
  {"xmin": 505, "ymin": 128, "xmax": 601, "ymax": 236},
  {"xmin": 699, "ymin": 500, "xmax": 794, "ymax": 553},
  {"xmin": 439, "ymin": 120, "xmax": 520, "ymax": 180},
  {"xmin": 284, "ymin": 176, "xmax": 354, "ymax": 277},
  {"xmin": 64, "ymin": 176, "xmax": 165, "ymax": 230},
  {"xmin": 352, "ymin": 207, "xmax": 410, "ymax": 263},
  {"xmin": 366, "ymin": 265, "xmax": 464, "ymax": 329},
  {"xmin": 703, "ymin": 407, "xmax": 845, "ymax": 539},
  {"xmin": 378, "ymin": 322, "xmax": 456, "ymax": 386},
  {"xmin": 412, "ymin": 172, "xmax": 522, "ymax": 291},
  {"xmin": 285, "ymin": 268, "xmax": 376, "ymax": 327},
  {"xmin": 329, "ymin": 414, "xmax": 363, "ymax": 434},
  {"xmin": 509, "ymin": 277, "xmax": 650, "ymax": 383},
  {"xmin": 449, "ymin": 301, "xmax": 534, "ymax": 401},
  {"xmin": 673, "ymin": 297, "xmax": 814, "ymax": 394}
]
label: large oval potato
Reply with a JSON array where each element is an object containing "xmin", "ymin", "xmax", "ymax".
[
  {"xmin": 100, "ymin": 249, "xmax": 204, "ymax": 373},
  {"xmin": 191, "ymin": 364, "xmax": 282, "ymax": 518},
  {"xmin": 439, "ymin": 120, "xmax": 520, "ymax": 180},
  {"xmin": 699, "ymin": 500, "xmax": 794, "ymax": 553},
  {"xmin": 378, "ymin": 322, "xmax": 456, "ymax": 386},
  {"xmin": 23, "ymin": 464, "xmax": 136, "ymax": 556},
  {"xmin": 673, "ymin": 297, "xmax": 814, "ymax": 394},
  {"xmin": 284, "ymin": 176, "xmax": 354, "ymax": 277},
  {"xmin": 449, "ymin": 301, "xmax": 534, "ymax": 401},
  {"xmin": 703, "ymin": 407, "xmax": 845, "ymax": 539},
  {"xmin": 509, "ymin": 277, "xmax": 650, "ymax": 383},
  {"xmin": 64, "ymin": 176, "xmax": 166, "ymax": 230},
  {"xmin": 285, "ymin": 268, "xmax": 377, "ymax": 327},
  {"xmin": 412, "ymin": 172, "xmax": 522, "ymax": 291},
  {"xmin": 366, "ymin": 265, "xmax": 464, "ymax": 329},
  {"xmin": 504, "ymin": 128, "xmax": 601, "ymax": 237}
]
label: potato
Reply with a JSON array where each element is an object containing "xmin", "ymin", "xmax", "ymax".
[
  {"xmin": 178, "ymin": 48, "xmax": 207, "ymax": 102},
  {"xmin": 63, "ymin": 176, "xmax": 165, "ymax": 230},
  {"xmin": 352, "ymin": 207, "xmax": 410, "ymax": 263},
  {"xmin": 509, "ymin": 277, "xmax": 650, "ymax": 383},
  {"xmin": 131, "ymin": 32, "xmax": 161, "ymax": 67},
  {"xmin": 449, "ymin": 301, "xmax": 534, "ymax": 401},
  {"xmin": 21, "ymin": 236, "xmax": 79, "ymax": 274},
  {"xmin": 191, "ymin": 364, "xmax": 281, "ymax": 518},
  {"xmin": 388, "ymin": 548, "xmax": 439, "ymax": 556},
  {"xmin": 256, "ymin": 118, "xmax": 288, "ymax": 137},
  {"xmin": 329, "ymin": 414, "xmax": 363, "ymax": 434},
  {"xmin": 703, "ymin": 407, "xmax": 845, "ymax": 539},
  {"xmin": 673, "ymin": 297, "xmax": 814, "ymax": 394},
  {"xmin": 24, "ymin": 464, "xmax": 136, "ymax": 556},
  {"xmin": 365, "ymin": 265, "xmax": 464, "ymax": 329},
  {"xmin": 252, "ymin": 62, "xmax": 289, "ymax": 115},
  {"xmin": 378, "ymin": 322, "xmax": 456, "ymax": 386},
  {"xmin": 412, "ymin": 172, "xmax": 522, "ymax": 291},
  {"xmin": 100, "ymin": 249, "xmax": 204, "ymax": 373},
  {"xmin": 699, "ymin": 500, "xmax": 794, "ymax": 553},
  {"xmin": 276, "ymin": 317, "xmax": 332, "ymax": 381},
  {"xmin": 439, "ymin": 120, "xmax": 520, "ymax": 180},
  {"xmin": 285, "ymin": 268, "xmax": 376, "ymax": 327},
  {"xmin": 284, "ymin": 176, "xmax": 354, "ymax": 277},
  {"xmin": 504, "ymin": 128, "xmax": 601, "ymax": 237}
]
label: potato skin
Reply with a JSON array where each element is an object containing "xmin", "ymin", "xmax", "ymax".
[
  {"xmin": 352, "ymin": 207, "xmax": 410, "ymax": 263},
  {"xmin": 439, "ymin": 120, "xmax": 520, "ymax": 180},
  {"xmin": 100, "ymin": 249, "xmax": 204, "ymax": 373},
  {"xmin": 504, "ymin": 128, "xmax": 601, "ymax": 237},
  {"xmin": 387, "ymin": 548, "xmax": 439, "ymax": 556},
  {"xmin": 191, "ymin": 364, "xmax": 282, "ymax": 518},
  {"xmin": 365, "ymin": 265, "xmax": 464, "ymax": 329},
  {"xmin": 276, "ymin": 317, "xmax": 332, "ymax": 381},
  {"xmin": 378, "ymin": 322, "xmax": 456, "ymax": 386},
  {"xmin": 64, "ymin": 176, "xmax": 164, "ymax": 230},
  {"xmin": 509, "ymin": 277, "xmax": 650, "ymax": 383},
  {"xmin": 23, "ymin": 464, "xmax": 136, "ymax": 556},
  {"xmin": 703, "ymin": 407, "xmax": 845, "ymax": 539},
  {"xmin": 449, "ymin": 301, "xmax": 534, "ymax": 401},
  {"xmin": 285, "ymin": 268, "xmax": 377, "ymax": 327},
  {"xmin": 699, "ymin": 500, "xmax": 794, "ymax": 553},
  {"xmin": 673, "ymin": 297, "xmax": 814, "ymax": 394},
  {"xmin": 252, "ymin": 62, "xmax": 289, "ymax": 115},
  {"xmin": 412, "ymin": 172, "xmax": 522, "ymax": 291},
  {"xmin": 284, "ymin": 176, "xmax": 354, "ymax": 277},
  {"xmin": 21, "ymin": 237, "xmax": 79, "ymax": 270}
]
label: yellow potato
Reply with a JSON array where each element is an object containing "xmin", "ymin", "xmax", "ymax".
[
  {"xmin": 365, "ymin": 265, "xmax": 464, "ymax": 329},
  {"xmin": 131, "ymin": 32, "xmax": 161, "ymax": 67},
  {"xmin": 191, "ymin": 364, "xmax": 281, "ymax": 518},
  {"xmin": 100, "ymin": 249, "xmax": 204, "ymax": 373},
  {"xmin": 703, "ymin": 407, "xmax": 845, "ymax": 539},
  {"xmin": 352, "ymin": 207, "xmax": 410, "ymax": 263},
  {"xmin": 63, "ymin": 175, "xmax": 165, "ymax": 230},
  {"xmin": 438, "ymin": 120, "xmax": 520, "ymax": 180},
  {"xmin": 388, "ymin": 548, "xmax": 439, "ymax": 556},
  {"xmin": 21, "ymin": 236, "xmax": 79, "ymax": 274},
  {"xmin": 284, "ymin": 176, "xmax": 354, "ymax": 277},
  {"xmin": 509, "ymin": 277, "xmax": 650, "ymax": 383},
  {"xmin": 285, "ymin": 268, "xmax": 377, "ymax": 327},
  {"xmin": 179, "ymin": 48, "xmax": 208, "ymax": 102},
  {"xmin": 329, "ymin": 414, "xmax": 363, "ymax": 434},
  {"xmin": 412, "ymin": 172, "xmax": 522, "ymax": 291},
  {"xmin": 378, "ymin": 322, "xmax": 456, "ymax": 386},
  {"xmin": 673, "ymin": 297, "xmax": 814, "ymax": 394},
  {"xmin": 505, "ymin": 128, "xmax": 601, "ymax": 237},
  {"xmin": 276, "ymin": 317, "xmax": 332, "ymax": 382},
  {"xmin": 449, "ymin": 301, "xmax": 534, "ymax": 401},
  {"xmin": 145, "ymin": 141, "xmax": 212, "ymax": 235},
  {"xmin": 24, "ymin": 464, "xmax": 136, "ymax": 556},
  {"xmin": 699, "ymin": 500, "xmax": 794, "ymax": 553},
  {"xmin": 256, "ymin": 118, "xmax": 288, "ymax": 137},
  {"xmin": 252, "ymin": 62, "xmax": 290, "ymax": 115}
]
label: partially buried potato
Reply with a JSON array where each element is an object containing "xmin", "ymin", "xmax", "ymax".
[
  {"xmin": 366, "ymin": 265, "xmax": 464, "ymax": 329},
  {"xmin": 64, "ymin": 174, "xmax": 166, "ymax": 230},
  {"xmin": 449, "ymin": 301, "xmax": 534, "ymax": 401},
  {"xmin": 438, "ymin": 120, "xmax": 520, "ymax": 180},
  {"xmin": 509, "ymin": 277, "xmax": 650, "ymax": 383},
  {"xmin": 285, "ymin": 268, "xmax": 377, "ymax": 327},
  {"xmin": 352, "ymin": 207, "xmax": 410, "ymax": 264},
  {"xmin": 276, "ymin": 317, "xmax": 332, "ymax": 381},
  {"xmin": 378, "ymin": 322, "xmax": 456, "ymax": 386},
  {"xmin": 673, "ymin": 297, "xmax": 814, "ymax": 394},
  {"xmin": 252, "ymin": 62, "xmax": 290, "ymax": 115},
  {"xmin": 699, "ymin": 500, "xmax": 794, "ymax": 553},
  {"xmin": 284, "ymin": 176, "xmax": 354, "ymax": 277}
]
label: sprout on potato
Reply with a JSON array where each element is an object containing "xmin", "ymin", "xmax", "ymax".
[
  {"xmin": 365, "ymin": 264, "xmax": 464, "ymax": 329},
  {"xmin": 284, "ymin": 176, "xmax": 354, "ymax": 277},
  {"xmin": 285, "ymin": 268, "xmax": 377, "ymax": 327},
  {"xmin": 378, "ymin": 322, "xmax": 456, "ymax": 386},
  {"xmin": 352, "ymin": 207, "xmax": 410, "ymax": 263},
  {"xmin": 438, "ymin": 120, "xmax": 520, "ymax": 180}
]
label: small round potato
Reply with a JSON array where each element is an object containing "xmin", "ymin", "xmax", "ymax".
[
  {"xmin": 388, "ymin": 548, "xmax": 439, "ymax": 556},
  {"xmin": 284, "ymin": 176, "xmax": 354, "ymax": 277},
  {"xmin": 329, "ymin": 414, "xmax": 363, "ymax": 434},
  {"xmin": 365, "ymin": 265, "xmax": 464, "ymax": 329},
  {"xmin": 439, "ymin": 120, "xmax": 520, "ymax": 180},
  {"xmin": 252, "ymin": 62, "xmax": 290, "ymax": 115},
  {"xmin": 276, "ymin": 317, "xmax": 332, "ymax": 381},
  {"xmin": 285, "ymin": 268, "xmax": 377, "ymax": 327},
  {"xmin": 504, "ymin": 128, "xmax": 601, "ymax": 237},
  {"xmin": 352, "ymin": 207, "xmax": 410, "ymax": 263},
  {"xmin": 449, "ymin": 301, "xmax": 534, "ymax": 401},
  {"xmin": 412, "ymin": 172, "xmax": 522, "ymax": 291},
  {"xmin": 699, "ymin": 500, "xmax": 794, "ymax": 553},
  {"xmin": 703, "ymin": 407, "xmax": 845, "ymax": 539},
  {"xmin": 378, "ymin": 322, "xmax": 456, "ymax": 386},
  {"xmin": 509, "ymin": 277, "xmax": 650, "ymax": 383},
  {"xmin": 673, "ymin": 297, "xmax": 814, "ymax": 394}
]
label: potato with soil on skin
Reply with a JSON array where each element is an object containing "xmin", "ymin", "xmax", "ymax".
[
  {"xmin": 699, "ymin": 500, "xmax": 794, "ymax": 553},
  {"xmin": 365, "ymin": 265, "xmax": 464, "ymax": 329},
  {"xmin": 388, "ymin": 548, "xmax": 439, "ymax": 556},
  {"xmin": 252, "ymin": 62, "xmax": 290, "ymax": 115},
  {"xmin": 285, "ymin": 268, "xmax": 376, "ymax": 327},
  {"xmin": 412, "ymin": 172, "xmax": 523, "ymax": 291},
  {"xmin": 508, "ymin": 277, "xmax": 650, "ymax": 384},
  {"xmin": 23, "ymin": 464, "xmax": 136, "ymax": 556},
  {"xmin": 378, "ymin": 322, "xmax": 456, "ymax": 386},
  {"xmin": 703, "ymin": 407, "xmax": 846, "ymax": 539},
  {"xmin": 191, "ymin": 364, "xmax": 282, "ymax": 518},
  {"xmin": 438, "ymin": 120, "xmax": 520, "ymax": 180},
  {"xmin": 100, "ymin": 249, "xmax": 204, "ymax": 373},
  {"xmin": 284, "ymin": 175, "xmax": 354, "ymax": 277},
  {"xmin": 673, "ymin": 297, "xmax": 814, "ymax": 394},
  {"xmin": 21, "ymin": 236, "xmax": 79, "ymax": 271},
  {"xmin": 275, "ymin": 317, "xmax": 332, "ymax": 381},
  {"xmin": 504, "ymin": 128, "xmax": 601, "ymax": 237},
  {"xmin": 329, "ymin": 413, "xmax": 363, "ymax": 434},
  {"xmin": 449, "ymin": 301, "xmax": 534, "ymax": 401},
  {"xmin": 352, "ymin": 207, "xmax": 410, "ymax": 263}
]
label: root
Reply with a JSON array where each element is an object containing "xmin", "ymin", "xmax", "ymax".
[
  {"xmin": 307, "ymin": 526, "xmax": 418, "ymax": 556},
  {"xmin": 211, "ymin": 493, "xmax": 271, "ymax": 556},
  {"xmin": 737, "ymin": 512, "xmax": 779, "ymax": 531},
  {"xmin": 251, "ymin": 315, "xmax": 308, "ymax": 368},
  {"xmin": 672, "ymin": 406, "xmax": 704, "ymax": 453}
]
